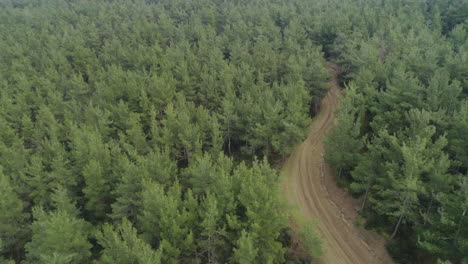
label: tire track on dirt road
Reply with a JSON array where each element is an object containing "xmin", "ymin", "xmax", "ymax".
[{"xmin": 282, "ymin": 63, "xmax": 395, "ymax": 264}]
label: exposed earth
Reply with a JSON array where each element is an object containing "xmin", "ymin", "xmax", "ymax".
[{"xmin": 282, "ymin": 63, "xmax": 395, "ymax": 264}]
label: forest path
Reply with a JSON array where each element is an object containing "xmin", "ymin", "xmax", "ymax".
[{"xmin": 281, "ymin": 63, "xmax": 395, "ymax": 264}]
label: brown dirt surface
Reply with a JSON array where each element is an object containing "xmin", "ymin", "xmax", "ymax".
[{"xmin": 281, "ymin": 62, "xmax": 395, "ymax": 264}]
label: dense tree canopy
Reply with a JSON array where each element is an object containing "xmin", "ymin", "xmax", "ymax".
[
  {"xmin": 0, "ymin": 0, "xmax": 466, "ymax": 263},
  {"xmin": 0, "ymin": 0, "xmax": 328, "ymax": 263},
  {"xmin": 323, "ymin": 0, "xmax": 468, "ymax": 263}
]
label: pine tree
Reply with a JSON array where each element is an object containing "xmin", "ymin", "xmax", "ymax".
[
  {"xmin": 50, "ymin": 186, "xmax": 80, "ymax": 218},
  {"xmin": 371, "ymin": 116, "xmax": 443, "ymax": 240},
  {"xmin": 139, "ymin": 180, "xmax": 196, "ymax": 263},
  {"xmin": 232, "ymin": 231, "xmax": 257, "ymax": 264},
  {"xmin": 25, "ymin": 204, "xmax": 92, "ymax": 264},
  {"xmin": 325, "ymin": 84, "xmax": 365, "ymax": 179},
  {"xmin": 185, "ymin": 153, "xmax": 218, "ymax": 195},
  {"xmin": 0, "ymin": 168, "xmax": 28, "ymax": 259},
  {"xmin": 0, "ymin": 239, "xmax": 14, "ymax": 264},
  {"xmin": 111, "ymin": 150, "xmax": 178, "ymax": 222},
  {"xmin": 235, "ymin": 160, "xmax": 286, "ymax": 263},
  {"xmin": 96, "ymin": 218, "xmax": 162, "ymax": 264},
  {"xmin": 417, "ymin": 175, "xmax": 468, "ymax": 263},
  {"xmin": 110, "ymin": 156, "xmax": 142, "ymax": 222},
  {"xmin": 447, "ymin": 101, "xmax": 468, "ymax": 171},
  {"xmin": 298, "ymin": 221, "xmax": 323, "ymax": 258},
  {"xmin": 24, "ymin": 154, "xmax": 50, "ymax": 207},
  {"xmin": 82, "ymin": 160, "xmax": 112, "ymax": 222},
  {"xmin": 350, "ymin": 152, "xmax": 378, "ymax": 211},
  {"xmin": 199, "ymin": 193, "xmax": 224, "ymax": 263}
]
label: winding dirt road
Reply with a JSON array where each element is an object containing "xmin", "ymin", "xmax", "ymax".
[{"xmin": 282, "ymin": 63, "xmax": 395, "ymax": 264}]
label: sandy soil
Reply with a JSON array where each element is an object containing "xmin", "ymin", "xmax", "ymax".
[{"xmin": 281, "ymin": 63, "xmax": 395, "ymax": 264}]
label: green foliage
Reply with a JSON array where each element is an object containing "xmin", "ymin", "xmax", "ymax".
[
  {"xmin": 24, "ymin": 206, "xmax": 92, "ymax": 264},
  {"xmin": 298, "ymin": 222, "xmax": 323, "ymax": 258},
  {"xmin": 96, "ymin": 218, "xmax": 162, "ymax": 264},
  {"xmin": 110, "ymin": 149, "xmax": 179, "ymax": 223},
  {"xmin": 139, "ymin": 181, "xmax": 196, "ymax": 263},
  {"xmin": 447, "ymin": 102, "xmax": 468, "ymax": 170},
  {"xmin": 417, "ymin": 176, "xmax": 468, "ymax": 263},
  {"xmin": 135, "ymin": 158, "xmax": 289, "ymax": 264},
  {"xmin": 83, "ymin": 160, "xmax": 112, "ymax": 222},
  {"xmin": 325, "ymin": 84, "xmax": 365, "ymax": 179},
  {"xmin": 199, "ymin": 193, "xmax": 224, "ymax": 263},
  {"xmin": 0, "ymin": 168, "xmax": 28, "ymax": 257},
  {"xmin": 6, "ymin": 0, "xmax": 466, "ymax": 263},
  {"xmin": 322, "ymin": 0, "xmax": 468, "ymax": 262},
  {"xmin": 236, "ymin": 160, "xmax": 287, "ymax": 263},
  {"xmin": 232, "ymin": 231, "xmax": 258, "ymax": 264},
  {"xmin": 50, "ymin": 186, "xmax": 80, "ymax": 218},
  {"xmin": 0, "ymin": 240, "xmax": 14, "ymax": 264}
]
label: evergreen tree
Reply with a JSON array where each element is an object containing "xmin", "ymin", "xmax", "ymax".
[
  {"xmin": 5, "ymin": 0, "xmax": 467, "ymax": 263},
  {"xmin": 0, "ymin": 239, "xmax": 14, "ymax": 264},
  {"xmin": 447, "ymin": 101, "xmax": 468, "ymax": 171},
  {"xmin": 298, "ymin": 221, "xmax": 323, "ymax": 258},
  {"xmin": 0, "ymin": 168, "xmax": 28, "ymax": 259},
  {"xmin": 82, "ymin": 160, "xmax": 112, "ymax": 222},
  {"xmin": 199, "ymin": 193, "xmax": 224, "ymax": 264},
  {"xmin": 417, "ymin": 175, "xmax": 468, "ymax": 263},
  {"xmin": 24, "ymin": 204, "xmax": 92, "ymax": 264},
  {"xmin": 139, "ymin": 181, "xmax": 196, "ymax": 263},
  {"xmin": 235, "ymin": 160, "xmax": 287, "ymax": 263},
  {"xmin": 325, "ymin": 84, "xmax": 365, "ymax": 179},
  {"xmin": 96, "ymin": 218, "xmax": 162, "ymax": 264},
  {"xmin": 232, "ymin": 231, "xmax": 257, "ymax": 264},
  {"xmin": 110, "ymin": 155, "xmax": 143, "ymax": 223}
]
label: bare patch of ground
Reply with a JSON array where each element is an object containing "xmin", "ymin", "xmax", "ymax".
[{"xmin": 282, "ymin": 63, "xmax": 395, "ymax": 264}]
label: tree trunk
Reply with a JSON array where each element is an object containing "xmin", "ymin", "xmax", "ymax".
[
  {"xmin": 360, "ymin": 185, "xmax": 370, "ymax": 212},
  {"xmin": 227, "ymin": 121, "xmax": 231, "ymax": 156},
  {"xmin": 208, "ymin": 235, "xmax": 212, "ymax": 264},
  {"xmin": 455, "ymin": 208, "xmax": 466, "ymax": 238},
  {"xmin": 423, "ymin": 194, "xmax": 434, "ymax": 225},
  {"xmin": 389, "ymin": 214, "xmax": 404, "ymax": 240}
]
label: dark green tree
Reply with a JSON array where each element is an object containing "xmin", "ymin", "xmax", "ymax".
[{"xmin": 0, "ymin": 167, "xmax": 28, "ymax": 259}]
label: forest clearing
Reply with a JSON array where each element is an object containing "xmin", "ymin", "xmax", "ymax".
[{"xmin": 282, "ymin": 63, "xmax": 394, "ymax": 264}]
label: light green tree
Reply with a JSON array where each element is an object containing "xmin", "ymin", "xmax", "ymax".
[
  {"xmin": 25, "ymin": 204, "xmax": 92, "ymax": 263},
  {"xmin": 96, "ymin": 218, "xmax": 162, "ymax": 264},
  {"xmin": 232, "ymin": 231, "xmax": 257, "ymax": 264}
]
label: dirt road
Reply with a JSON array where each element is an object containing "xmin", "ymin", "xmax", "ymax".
[{"xmin": 282, "ymin": 63, "xmax": 395, "ymax": 264}]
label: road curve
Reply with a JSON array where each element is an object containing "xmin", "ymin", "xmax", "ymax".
[{"xmin": 282, "ymin": 63, "xmax": 395, "ymax": 264}]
